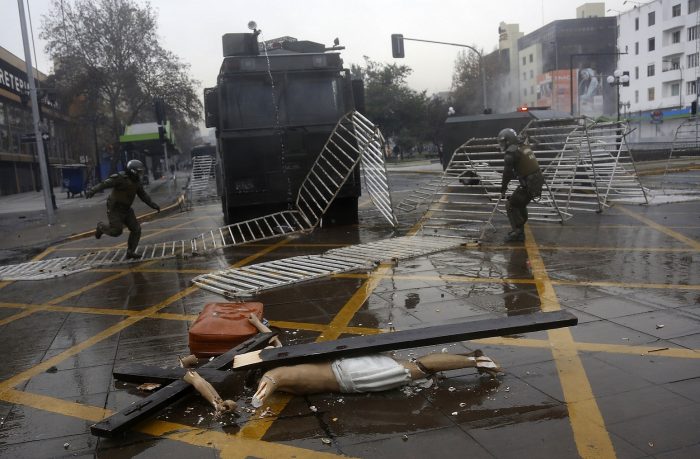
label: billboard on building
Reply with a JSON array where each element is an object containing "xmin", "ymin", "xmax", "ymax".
[
  {"xmin": 536, "ymin": 70, "xmax": 574, "ymax": 113},
  {"xmin": 537, "ymin": 68, "xmax": 607, "ymax": 116},
  {"xmin": 576, "ymin": 67, "xmax": 605, "ymax": 117}
]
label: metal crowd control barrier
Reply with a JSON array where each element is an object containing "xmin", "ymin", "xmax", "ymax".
[
  {"xmin": 186, "ymin": 155, "xmax": 218, "ymax": 206},
  {"xmin": 192, "ymin": 235, "xmax": 461, "ymax": 297},
  {"xmin": 662, "ymin": 117, "xmax": 700, "ymax": 191},
  {"xmin": 0, "ymin": 111, "xmax": 393, "ymax": 281},
  {"xmin": 356, "ymin": 117, "xmax": 398, "ymax": 227}
]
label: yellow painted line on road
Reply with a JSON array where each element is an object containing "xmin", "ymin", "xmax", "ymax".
[
  {"xmin": 238, "ymin": 262, "xmax": 394, "ymax": 440},
  {"xmin": 0, "ymin": 310, "xmax": 35, "ymax": 326},
  {"xmin": 46, "ymin": 260, "xmax": 158, "ymax": 306},
  {"xmin": 0, "ymin": 238, "xmax": 290, "ymax": 393},
  {"xmin": 0, "ymin": 389, "xmax": 345, "ymax": 459},
  {"xmin": 524, "ymin": 225, "xmax": 616, "ymax": 458},
  {"xmin": 333, "ymin": 272, "xmax": 534, "ymax": 285},
  {"xmin": 112, "ymin": 215, "xmax": 212, "ymax": 249},
  {"xmin": 616, "ymin": 205, "xmax": 700, "ymax": 250},
  {"xmin": 0, "ymin": 301, "xmax": 133, "ymax": 318},
  {"xmin": 536, "ymin": 245, "xmax": 697, "ymax": 253},
  {"xmin": 335, "ymin": 272, "xmax": 700, "ymax": 292},
  {"xmin": 321, "ymin": 264, "xmax": 394, "ymax": 342},
  {"xmin": 7, "ymin": 298, "xmax": 698, "ymax": 359},
  {"xmin": 552, "ymin": 279, "xmax": 700, "ymax": 291},
  {"xmin": 0, "ymin": 246, "xmax": 56, "ymax": 291},
  {"xmin": 63, "ymin": 194, "xmax": 186, "ymax": 242},
  {"xmin": 0, "ymin": 285, "xmax": 198, "ymax": 394},
  {"xmin": 475, "ymin": 336, "xmax": 700, "ymax": 359}
]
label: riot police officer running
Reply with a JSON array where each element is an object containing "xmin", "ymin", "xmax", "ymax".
[
  {"xmin": 498, "ymin": 128, "xmax": 544, "ymax": 243},
  {"xmin": 86, "ymin": 160, "xmax": 160, "ymax": 258}
]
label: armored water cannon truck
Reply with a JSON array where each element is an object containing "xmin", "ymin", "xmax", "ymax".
[{"xmin": 204, "ymin": 29, "xmax": 363, "ymax": 225}]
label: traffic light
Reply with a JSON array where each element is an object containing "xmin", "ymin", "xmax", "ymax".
[
  {"xmin": 622, "ymin": 71, "xmax": 630, "ymax": 87},
  {"xmin": 391, "ymin": 34, "xmax": 405, "ymax": 58}
]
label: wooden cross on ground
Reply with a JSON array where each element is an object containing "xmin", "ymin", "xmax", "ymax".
[{"xmin": 91, "ymin": 310, "xmax": 577, "ymax": 438}]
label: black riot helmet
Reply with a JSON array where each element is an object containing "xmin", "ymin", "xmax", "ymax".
[
  {"xmin": 497, "ymin": 128, "xmax": 519, "ymax": 152},
  {"xmin": 126, "ymin": 159, "xmax": 145, "ymax": 179}
]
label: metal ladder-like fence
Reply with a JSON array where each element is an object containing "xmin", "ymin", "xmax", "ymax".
[
  {"xmin": 192, "ymin": 235, "xmax": 462, "ymax": 298},
  {"xmin": 0, "ymin": 111, "xmax": 389, "ymax": 281},
  {"xmin": 186, "ymin": 155, "xmax": 218, "ymax": 206}
]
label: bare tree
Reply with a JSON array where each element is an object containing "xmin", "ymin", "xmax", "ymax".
[
  {"xmin": 41, "ymin": 0, "xmax": 202, "ymax": 169},
  {"xmin": 450, "ymin": 49, "xmax": 483, "ymax": 115}
]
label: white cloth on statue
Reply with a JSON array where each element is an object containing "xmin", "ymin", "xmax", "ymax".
[{"xmin": 331, "ymin": 355, "xmax": 413, "ymax": 393}]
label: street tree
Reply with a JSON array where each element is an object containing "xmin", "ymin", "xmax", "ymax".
[
  {"xmin": 450, "ymin": 48, "xmax": 483, "ymax": 115},
  {"xmin": 356, "ymin": 57, "xmax": 428, "ymax": 155},
  {"xmin": 41, "ymin": 0, "xmax": 202, "ymax": 169}
]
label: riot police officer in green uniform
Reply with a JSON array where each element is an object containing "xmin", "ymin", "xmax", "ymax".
[
  {"xmin": 498, "ymin": 128, "xmax": 544, "ymax": 243},
  {"xmin": 86, "ymin": 160, "xmax": 160, "ymax": 258}
]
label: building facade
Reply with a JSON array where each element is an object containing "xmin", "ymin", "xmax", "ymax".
[
  {"xmin": 0, "ymin": 46, "xmax": 78, "ymax": 196},
  {"xmin": 517, "ymin": 13, "xmax": 617, "ymax": 116},
  {"xmin": 486, "ymin": 3, "xmax": 616, "ymax": 115},
  {"xmin": 617, "ymin": 0, "xmax": 700, "ymax": 141}
]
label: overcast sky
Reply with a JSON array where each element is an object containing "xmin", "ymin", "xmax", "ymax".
[{"xmin": 3, "ymin": 0, "xmax": 634, "ymax": 95}]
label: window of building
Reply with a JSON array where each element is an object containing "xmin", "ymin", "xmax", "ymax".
[
  {"xmin": 523, "ymin": 72, "xmax": 527, "ymax": 80},
  {"xmin": 648, "ymin": 37, "xmax": 655, "ymax": 51},
  {"xmin": 529, "ymin": 69, "xmax": 533, "ymax": 78},
  {"xmin": 529, "ymin": 54, "xmax": 533, "ymax": 63},
  {"xmin": 635, "ymin": 66, "xmax": 640, "ymax": 79},
  {"xmin": 665, "ymin": 57, "xmax": 681, "ymax": 70},
  {"xmin": 635, "ymin": 17, "xmax": 639, "ymax": 30},
  {"xmin": 648, "ymin": 11, "xmax": 655, "ymax": 26},
  {"xmin": 689, "ymin": 25, "xmax": 698, "ymax": 41},
  {"xmin": 522, "ymin": 56, "xmax": 526, "ymax": 65},
  {"xmin": 672, "ymin": 4, "xmax": 681, "ymax": 16},
  {"xmin": 672, "ymin": 30, "xmax": 681, "ymax": 43},
  {"xmin": 530, "ymin": 86, "xmax": 534, "ymax": 94},
  {"xmin": 635, "ymin": 90, "xmax": 639, "ymax": 103},
  {"xmin": 687, "ymin": 80, "xmax": 697, "ymax": 95},
  {"xmin": 691, "ymin": 0, "xmax": 700, "ymax": 14},
  {"xmin": 688, "ymin": 52, "xmax": 699, "ymax": 67},
  {"xmin": 648, "ymin": 87, "xmax": 655, "ymax": 100},
  {"xmin": 635, "ymin": 42, "xmax": 639, "ymax": 54},
  {"xmin": 671, "ymin": 82, "xmax": 680, "ymax": 96},
  {"xmin": 647, "ymin": 64, "xmax": 655, "ymax": 76}
]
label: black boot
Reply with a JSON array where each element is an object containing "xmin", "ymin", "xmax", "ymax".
[
  {"xmin": 125, "ymin": 250, "xmax": 140, "ymax": 259},
  {"xmin": 95, "ymin": 223, "xmax": 103, "ymax": 239},
  {"xmin": 504, "ymin": 229, "xmax": 525, "ymax": 243}
]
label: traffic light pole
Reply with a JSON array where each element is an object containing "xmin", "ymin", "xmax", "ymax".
[
  {"xmin": 18, "ymin": 0, "xmax": 54, "ymax": 224},
  {"xmin": 392, "ymin": 35, "xmax": 488, "ymax": 112}
]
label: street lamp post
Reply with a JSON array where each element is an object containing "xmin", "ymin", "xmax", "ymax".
[{"xmin": 607, "ymin": 69, "xmax": 631, "ymax": 122}]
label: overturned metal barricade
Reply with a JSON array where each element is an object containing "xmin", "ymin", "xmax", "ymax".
[
  {"xmin": 414, "ymin": 135, "xmax": 565, "ymax": 240},
  {"xmin": 185, "ymin": 155, "xmax": 218, "ymax": 206},
  {"xmin": 662, "ymin": 117, "xmax": 700, "ymax": 192},
  {"xmin": 523, "ymin": 117, "xmax": 603, "ymax": 216},
  {"xmin": 357, "ymin": 124, "xmax": 398, "ymax": 227},
  {"xmin": 0, "ymin": 111, "xmax": 391, "ymax": 281},
  {"xmin": 584, "ymin": 121, "xmax": 648, "ymax": 204},
  {"xmin": 192, "ymin": 235, "xmax": 462, "ymax": 297}
]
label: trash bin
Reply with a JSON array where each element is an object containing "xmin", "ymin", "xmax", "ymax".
[{"xmin": 58, "ymin": 164, "xmax": 87, "ymax": 198}]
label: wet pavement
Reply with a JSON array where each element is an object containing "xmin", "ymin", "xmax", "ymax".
[{"xmin": 0, "ymin": 166, "xmax": 698, "ymax": 458}]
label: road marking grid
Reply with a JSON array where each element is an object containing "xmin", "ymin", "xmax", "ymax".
[
  {"xmin": 524, "ymin": 225, "xmax": 616, "ymax": 458},
  {"xmin": 0, "ymin": 203, "xmax": 697, "ymax": 456},
  {"xmin": 0, "ymin": 300, "xmax": 696, "ymax": 359}
]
